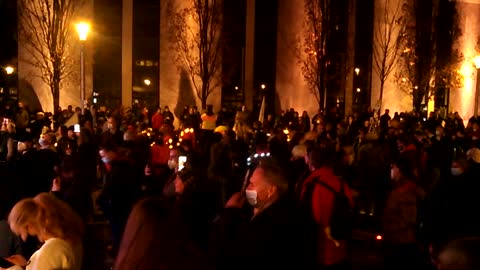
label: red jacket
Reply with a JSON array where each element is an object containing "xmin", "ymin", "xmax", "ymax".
[
  {"xmin": 152, "ymin": 112, "xmax": 164, "ymax": 130},
  {"xmin": 301, "ymin": 167, "xmax": 354, "ymax": 266}
]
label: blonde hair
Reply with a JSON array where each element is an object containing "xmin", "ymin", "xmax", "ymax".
[{"xmin": 8, "ymin": 193, "xmax": 84, "ymax": 244}]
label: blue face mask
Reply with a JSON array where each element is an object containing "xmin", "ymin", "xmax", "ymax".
[
  {"xmin": 451, "ymin": 168, "xmax": 463, "ymax": 176},
  {"xmin": 102, "ymin": 157, "xmax": 111, "ymax": 164}
]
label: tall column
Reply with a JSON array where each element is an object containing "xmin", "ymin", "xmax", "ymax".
[
  {"xmin": 244, "ymin": 0, "xmax": 255, "ymax": 110},
  {"xmin": 122, "ymin": 0, "xmax": 133, "ymax": 108},
  {"xmin": 344, "ymin": 0, "xmax": 356, "ymax": 116},
  {"xmin": 451, "ymin": 0, "xmax": 480, "ymax": 121},
  {"xmin": 275, "ymin": 0, "xmax": 317, "ymax": 116}
]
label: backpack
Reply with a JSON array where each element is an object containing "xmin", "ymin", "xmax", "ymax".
[{"xmin": 302, "ymin": 176, "xmax": 353, "ymax": 241}]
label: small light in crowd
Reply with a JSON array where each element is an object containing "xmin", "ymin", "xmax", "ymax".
[
  {"xmin": 179, "ymin": 138, "xmax": 183, "ymax": 142},
  {"xmin": 260, "ymin": 84, "xmax": 266, "ymax": 90},
  {"xmin": 177, "ymin": 143, "xmax": 180, "ymax": 146},
  {"xmin": 54, "ymin": 143, "xmax": 58, "ymax": 147},
  {"xmin": 180, "ymin": 131, "xmax": 184, "ymax": 136},
  {"xmin": 147, "ymin": 133, "xmax": 151, "ymax": 137},
  {"xmin": 93, "ymin": 98, "xmax": 97, "ymax": 104},
  {"xmin": 354, "ymin": 68, "xmax": 360, "ymax": 75},
  {"xmin": 150, "ymin": 142, "xmax": 155, "ymax": 147},
  {"xmin": 5, "ymin": 66, "xmax": 14, "ymax": 75},
  {"xmin": 234, "ymin": 86, "xmax": 239, "ymax": 90},
  {"xmin": 283, "ymin": 129, "xmax": 289, "ymax": 135},
  {"xmin": 266, "ymin": 153, "xmax": 270, "ymax": 157},
  {"xmin": 266, "ymin": 133, "xmax": 271, "ymax": 137},
  {"xmin": 169, "ymin": 145, "xmax": 173, "ymax": 149},
  {"xmin": 356, "ymin": 88, "xmax": 361, "ymax": 93},
  {"xmin": 254, "ymin": 154, "xmax": 259, "ymax": 158},
  {"xmin": 144, "ymin": 79, "xmax": 151, "ymax": 86},
  {"xmin": 260, "ymin": 153, "xmax": 265, "ymax": 157},
  {"xmin": 376, "ymin": 235, "xmax": 383, "ymax": 241},
  {"xmin": 168, "ymin": 138, "xmax": 173, "ymax": 144},
  {"xmin": 189, "ymin": 128, "xmax": 194, "ymax": 133},
  {"xmin": 247, "ymin": 157, "xmax": 251, "ymax": 161}
]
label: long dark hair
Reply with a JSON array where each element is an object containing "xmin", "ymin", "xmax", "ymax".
[{"xmin": 113, "ymin": 198, "xmax": 211, "ymax": 270}]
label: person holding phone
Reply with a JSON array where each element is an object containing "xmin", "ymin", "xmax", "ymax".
[
  {"xmin": 4, "ymin": 193, "xmax": 84, "ymax": 270},
  {"xmin": 210, "ymin": 158, "xmax": 307, "ymax": 270}
]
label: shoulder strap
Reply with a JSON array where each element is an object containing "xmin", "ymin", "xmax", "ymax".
[{"xmin": 312, "ymin": 177, "xmax": 342, "ymax": 195}]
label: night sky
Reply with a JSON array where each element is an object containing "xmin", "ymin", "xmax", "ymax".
[{"xmin": 0, "ymin": 0, "xmax": 17, "ymax": 66}]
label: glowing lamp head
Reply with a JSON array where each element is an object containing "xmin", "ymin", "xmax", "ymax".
[
  {"xmin": 144, "ymin": 79, "xmax": 151, "ymax": 86},
  {"xmin": 376, "ymin": 235, "xmax": 383, "ymax": 241},
  {"xmin": 76, "ymin": 22, "xmax": 90, "ymax": 41},
  {"xmin": 5, "ymin": 66, "xmax": 14, "ymax": 75},
  {"xmin": 474, "ymin": 56, "xmax": 480, "ymax": 69},
  {"xmin": 260, "ymin": 84, "xmax": 266, "ymax": 90},
  {"xmin": 189, "ymin": 128, "xmax": 194, "ymax": 133}
]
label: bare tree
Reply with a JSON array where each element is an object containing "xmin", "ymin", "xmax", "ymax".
[
  {"xmin": 167, "ymin": 0, "xmax": 223, "ymax": 110},
  {"xmin": 18, "ymin": 0, "xmax": 83, "ymax": 111},
  {"xmin": 396, "ymin": 0, "xmax": 462, "ymax": 112},
  {"xmin": 296, "ymin": 0, "xmax": 331, "ymax": 109},
  {"xmin": 373, "ymin": 0, "xmax": 407, "ymax": 112},
  {"xmin": 396, "ymin": 0, "xmax": 439, "ymax": 112}
]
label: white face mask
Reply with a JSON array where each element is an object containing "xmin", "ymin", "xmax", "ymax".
[
  {"xmin": 451, "ymin": 168, "xmax": 463, "ymax": 176},
  {"xmin": 245, "ymin": 189, "xmax": 257, "ymax": 207},
  {"xmin": 168, "ymin": 160, "xmax": 178, "ymax": 170},
  {"xmin": 39, "ymin": 137, "xmax": 47, "ymax": 147}
]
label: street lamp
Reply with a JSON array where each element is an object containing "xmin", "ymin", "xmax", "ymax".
[
  {"xmin": 5, "ymin": 66, "xmax": 14, "ymax": 75},
  {"xmin": 354, "ymin": 68, "xmax": 360, "ymax": 76},
  {"xmin": 76, "ymin": 22, "xmax": 90, "ymax": 113},
  {"xmin": 474, "ymin": 56, "xmax": 480, "ymax": 117}
]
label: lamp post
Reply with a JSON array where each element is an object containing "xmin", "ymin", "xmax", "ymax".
[
  {"xmin": 76, "ymin": 22, "xmax": 90, "ymax": 114},
  {"xmin": 474, "ymin": 56, "xmax": 480, "ymax": 117}
]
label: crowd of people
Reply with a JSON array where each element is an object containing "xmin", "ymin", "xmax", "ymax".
[{"xmin": 0, "ymin": 101, "xmax": 479, "ymax": 270}]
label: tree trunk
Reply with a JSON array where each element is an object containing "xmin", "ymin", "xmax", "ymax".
[
  {"xmin": 53, "ymin": 63, "xmax": 61, "ymax": 111},
  {"xmin": 319, "ymin": 60, "xmax": 327, "ymax": 110},
  {"xmin": 413, "ymin": 88, "xmax": 423, "ymax": 112},
  {"xmin": 379, "ymin": 79, "xmax": 385, "ymax": 113},
  {"xmin": 201, "ymin": 83, "xmax": 208, "ymax": 110}
]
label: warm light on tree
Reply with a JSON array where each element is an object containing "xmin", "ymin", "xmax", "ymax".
[
  {"xmin": 167, "ymin": 0, "xmax": 223, "ymax": 110},
  {"xmin": 295, "ymin": 0, "xmax": 332, "ymax": 108},
  {"xmin": 18, "ymin": 0, "xmax": 85, "ymax": 110}
]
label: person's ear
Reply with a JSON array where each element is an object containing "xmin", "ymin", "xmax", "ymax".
[{"xmin": 267, "ymin": 185, "xmax": 277, "ymax": 199}]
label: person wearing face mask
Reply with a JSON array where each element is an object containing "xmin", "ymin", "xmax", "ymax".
[
  {"xmin": 423, "ymin": 157, "xmax": 480, "ymax": 265},
  {"xmin": 97, "ymin": 142, "xmax": 140, "ymax": 256},
  {"xmin": 210, "ymin": 158, "xmax": 307, "ymax": 270},
  {"xmin": 161, "ymin": 148, "xmax": 184, "ymax": 198}
]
